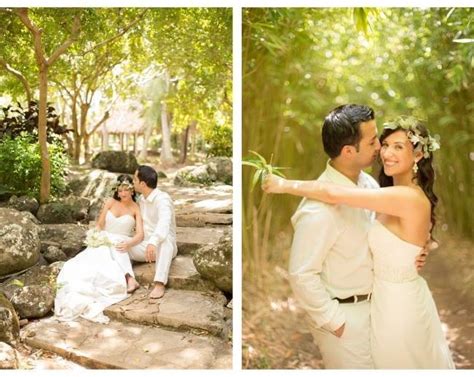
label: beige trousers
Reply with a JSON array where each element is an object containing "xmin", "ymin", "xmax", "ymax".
[
  {"xmin": 129, "ymin": 238, "xmax": 177, "ymax": 285},
  {"xmin": 309, "ymin": 300, "xmax": 374, "ymax": 369}
]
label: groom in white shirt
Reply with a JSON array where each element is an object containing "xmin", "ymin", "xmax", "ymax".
[
  {"xmin": 130, "ymin": 165, "xmax": 177, "ymax": 299},
  {"xmin": 289, "ymin": 104, "xmax": 426, "ymax": 368}
]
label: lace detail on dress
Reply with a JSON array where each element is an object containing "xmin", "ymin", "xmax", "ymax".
[{"xmin": 374, "ymin": 263, "xmax": 419, "ymax": 283}]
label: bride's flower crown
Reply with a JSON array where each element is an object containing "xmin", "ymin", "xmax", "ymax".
[
  {"xmin": 383, "ymin": 116, "xmax": 440, "ymax": 159},
  {"xmin": 112, "ymin": 181, "xmax": 134, "ymax": 192}
]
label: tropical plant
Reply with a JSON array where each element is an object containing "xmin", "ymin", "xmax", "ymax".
[{"xmin": 242, "ymin": 151, "xmax": 287, "ymax": 191}]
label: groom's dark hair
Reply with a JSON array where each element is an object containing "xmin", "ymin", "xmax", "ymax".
[
  {"xmin": 322, "ymin": 104, "xmax": 374, "ymax": 158},
  {"xmin": 136, "ymin": 165, "xmax": 158, "ymax": 188}
]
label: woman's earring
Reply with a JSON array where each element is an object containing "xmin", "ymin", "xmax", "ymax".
[{"xmin": 413, "ymin": 162, "xmax": 418, "ymax": 174}]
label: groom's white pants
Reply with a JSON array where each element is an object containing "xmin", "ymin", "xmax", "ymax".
[
  {"xmin": 309, "ymin": 301, "xmax": 374, "ymax": 369},
  {"xmin": 129, "ymin": 238, "xmax": 177, "ymax": 285}
]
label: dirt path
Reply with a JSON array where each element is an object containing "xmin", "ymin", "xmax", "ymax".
[{"xmin": 243, "ymin": 233, "xmax": 473, "ymax": 369}]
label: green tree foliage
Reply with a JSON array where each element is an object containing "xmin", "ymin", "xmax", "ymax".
[
  {"xmin": 0, "ymin": 133, "xmax": 68, "ymax": 199},
  {"xmin": 243, "ymin": 8, "xmax": 473, "ymax": 281}
]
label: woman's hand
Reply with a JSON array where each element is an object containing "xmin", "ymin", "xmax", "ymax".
[
  {"xmin": 115, "ymin": 241, "xmax": 131, "ymax": 253},
  {"xmin": 261, "ymin": 173, "xmax": 287, "ymax": 194}
]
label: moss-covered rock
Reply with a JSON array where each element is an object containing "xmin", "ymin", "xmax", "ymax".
[
  {"xmin": 0, "ymin": 208, "xmax": 40, "ymax": 277},
  {"xmin": 0, "ymin": 293, "xmax": 19, "ymax": 345},
  {"xmin": 38, "ymin": 224, "xmax": 87, "ymax": 258},
  {"xmin": 193, "ymin": 231, "xmax": 232, "ymax": 294},
  {"xmin": 91, "ymin": 151, "xmax": 139, "ymax": 174},
  {"xmin": 10, "ymin": 285, "xmax": 54, "ymax": 319},
  {"xmin": 7, "ymin": 195, "xmax": 39, "ymax": 215},
  {"xmin": 36, "ymin": 202, "xmax": 75, "ymax": 224}
]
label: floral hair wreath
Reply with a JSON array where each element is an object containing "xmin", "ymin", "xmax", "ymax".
[
  {"xmin": 383, "ymin": 116, "xmax": 440, "ymax": 159},
  {"xmin": 112, "ymin": 181, "xmax": 134, "ymax": 192}
]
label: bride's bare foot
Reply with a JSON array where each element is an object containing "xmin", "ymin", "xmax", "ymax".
[
  {"xmin": 149, "ymin": 282, "xmax": 165, "ymax": 299},
  {"xmin": 126, "ymin": 276, "xmax": 140, "ymax": 293}
]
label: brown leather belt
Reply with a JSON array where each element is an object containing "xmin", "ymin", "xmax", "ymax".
[{"xmin": 335, "ymin": 293, "xmax": 372, "ymax": 304}]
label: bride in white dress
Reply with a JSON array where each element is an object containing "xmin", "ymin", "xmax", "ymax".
[
  {"xmin": 54, "ymin": 175, "xmax": 143, "ymax": 324},
  {"xmin": 262, "ymin": 117, "xmax": 454, "ymax": 368}
]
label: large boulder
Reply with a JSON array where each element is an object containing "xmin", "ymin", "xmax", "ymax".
[
  {"xmin": 208, "ymin": 157, "xmax": 232, "ymax": 185},
  {"xmin": 174, "ymin": 165, "xmax": 212, "ymax": 186},
  {"xmin": 0, "ymin": 293, "xmax": 19, "ymax": 345},
  {"xmin": 0, "ymin": 209, "xmax": 40, "ymax": 277},
  {"xmin": 67, "ymin": 169, "xmax": 119, "ymax": 200},
  {"xmin": 10, "ymin": 285, "xmax": 55, "ymax": 319},
  {"xmin": 0, "ymin": 263, "xmax": 63, "ymax": 302},
  {"xmin": 38, "ymin": 224, "xmax": 87, "ymax": 258},
  {"xmin": 91, "ymin": 151, "xmax": 139, "ymax": 174},
  {"xmin": 174, "ymin": 158, "xmax": 233, "ymax": 187},
  {"xmin": 0, "ymin": 341, "xmax": 18, "ymax": 369},
  {"xmin": 43, "ymin": 245, "xmax": 68, "ymax": 264},
  {"xmin": 60, "ymin": 195, "xmax": 91, "ymax": 222},
  {"xmin": 193, "ymin": 231, "xmax": 232, "ymax": 294},
  {"xmin": 36, "ymin": 202, "xmax": 76, "ymax": 224},
  {"xmin": 7, "ymin": 195, "xmax": 39, "ymax": 215},
  {"xmin": 36, "ymin": 195, "xmax": 90, "ymax": 224}
]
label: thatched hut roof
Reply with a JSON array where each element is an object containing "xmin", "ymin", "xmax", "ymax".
[{"xmin": 100, "ymin": 101, "xmax": 146, "ymax": 135}]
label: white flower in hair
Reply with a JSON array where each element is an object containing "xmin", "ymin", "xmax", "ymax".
[{"xmin": 383, "ymin": 116, "xmax": 440, "ymax": 159}]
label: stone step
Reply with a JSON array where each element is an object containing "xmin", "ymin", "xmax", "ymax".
[
  {"xmin": 133, "ymin": 255, "xmax": 219, "ymax": 292},
  {"xmin": 176, "ymin": 212, "xmax": 232, "ymax": 227},
  {"xmin": 176, "ymin": 226, "xmax": 227, "ymax": 255},
  {"xmin": 22, "ymin": 317, "xmax": 231, "ymax": 369},
  {"xmin": 104, "ymin": 288, "xmax": 229, "ymax": 337}
]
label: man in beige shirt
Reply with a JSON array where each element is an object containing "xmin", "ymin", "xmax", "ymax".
[
  {"xmin": 289, "ymin": 104, "xmax": 383, "ymax": 368},
  {"xmin": 131, "ymin": 165, "xmax": 177, "ymax": 299}
]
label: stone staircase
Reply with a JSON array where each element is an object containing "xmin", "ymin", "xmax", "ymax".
[{"xmin": 21, "ymin": 187, "xmax": 233, "ymax": 369}]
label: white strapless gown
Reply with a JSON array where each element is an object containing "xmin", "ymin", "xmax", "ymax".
[
  {"xmin": 369, "ymin": 220, "xmax": 455, "ymax": 369},
  {"xmin": 54, "ymin": 211, "xmax": 135, "ymax": 324}
]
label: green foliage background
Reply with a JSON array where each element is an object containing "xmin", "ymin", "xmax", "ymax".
[
  {"xmin": 0, "ymin": 133, "xmax": 68, "ymax": 199},
  {"xmin": 243, "ymin": 8, "xmax": 473, "ymax": 283}
]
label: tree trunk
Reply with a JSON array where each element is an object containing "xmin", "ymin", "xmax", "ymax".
[
  {"xmin": 160, "ymin": 101, "xmax": 174, "ymax": 166},
  {"xmin": 139, "ymin": 121, "xmax": 153, "ymax": 160},
  {"xmin": 70, "ymin": 92, "xmax": 80, "ymax": 163},
  {"xmin": 80, "ymin": 103, "xmax": 90, "ymax": 163},
  {"xmin": 120, "ymin": 133, "xmax": 124, "ymax": 151},
  {"xmin": 133, "ymin": 132, "xmax": 137, "ymax": 155},
  {"xmin": 179, "ymin": 125, "xmax": 190, "ymax": 164},
  {"xmin": 102, "ymin": 123, "xmax": 109, "ymax": 151},
  {"xmin": 38, "ymin": 67, "xmax": 51, "ymax": 204}
]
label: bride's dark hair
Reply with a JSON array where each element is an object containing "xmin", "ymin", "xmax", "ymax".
[
  {"xmin": 378, "ymin": 119, "xmax": 438, "ymax": 235},
  {"xmin": 113, "ymin": 174, "xmax": 137, "ymax": 202}
]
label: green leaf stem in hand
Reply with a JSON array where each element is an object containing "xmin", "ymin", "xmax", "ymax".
[{"xmin": 242, "ymin": 150, "xmax": 288, "ymax": 191}]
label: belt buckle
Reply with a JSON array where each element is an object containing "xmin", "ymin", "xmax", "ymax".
[
  {"xmin": 367, "ymin": 292, "xmax": 372, "ymax": 301},
  {"xmin": 353, "ymin": 295, "xmax": 358, "ymax": 303}
]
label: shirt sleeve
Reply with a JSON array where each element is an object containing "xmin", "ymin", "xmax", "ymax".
[
  {"xmin": 148, "ymin": 194, "xmax": 174, "ymax": 247},
  {"xmin": 289, "ymin": 200, "xmax": 345, "ymax": 332}
]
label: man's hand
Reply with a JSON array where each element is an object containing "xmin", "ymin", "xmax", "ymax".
[
  {"xmin": 415, "ymin": 236, "xmax": 438, "ymax": 271},
  {"xmin": 333, "ymin": 323, "xmax": 345, "ymax": 338},
  {"xmin": 145, "ymin": 244, "xmax": 157, "ymax": 263}
]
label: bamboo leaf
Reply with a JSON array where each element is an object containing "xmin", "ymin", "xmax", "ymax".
[
  {"xmin": 272, "ymin": 170, "xmax": 287, "ymax": 178},
  {"xmin": 249, "ymin": 150, "xmax": 267, "ymax": 164},
  {"xmin": 242, "ymin": 160, "xmax": 260, "ymax": 168},
  {"xmin": 251, "ymin": 169, "xmax": 264, "ymax": 191}
]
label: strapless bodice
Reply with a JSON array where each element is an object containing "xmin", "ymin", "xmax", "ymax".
[
  {"xmin": 104, "ymin": 211, "xmax": 135, "ymax": 237},
  {"xmin": 368, "ymin": 220, "xmax": 422, "ymax": 283}
]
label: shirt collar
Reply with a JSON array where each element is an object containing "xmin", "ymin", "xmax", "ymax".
[
  {"xmin": 325, "ymin": 160, "xmax": 363, "ymax": 187},
  {"xmin": 142, "ymin": 188, "xmax": 160, "ymax": 203}
]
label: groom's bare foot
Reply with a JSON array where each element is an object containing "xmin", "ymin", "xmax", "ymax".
[
  {"xmin": 126, "ymin": 276, "xmax": 140, "ymax": 293},
  {"xmin": 149, "ymin": 282, "xmax": 165, "ymax": 299}
]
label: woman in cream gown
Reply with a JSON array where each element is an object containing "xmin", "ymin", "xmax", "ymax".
[
  {"xmin": 55, "ymin": 175, "xmax": 143, "ymax": 324},
  {"xmin": 263, "ymin": 118, "xmax": 454, "ymax": 369}
]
